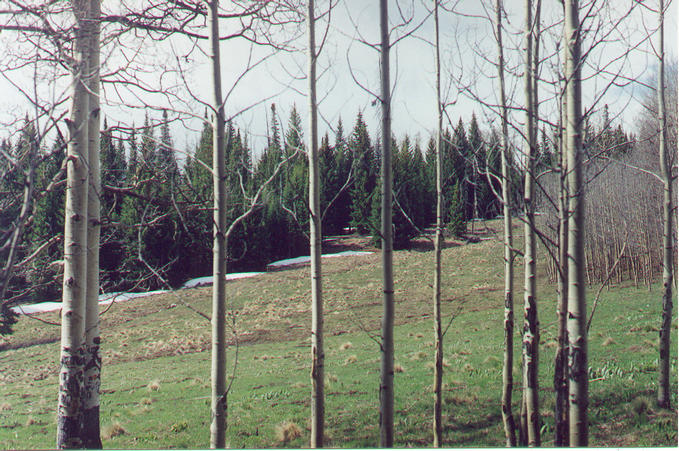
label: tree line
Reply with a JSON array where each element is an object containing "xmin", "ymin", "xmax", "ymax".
[{"xmin": 1, "ymin": 107, "xmax": 507, "ymax": 306}]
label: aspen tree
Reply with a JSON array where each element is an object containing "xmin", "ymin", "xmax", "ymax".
[
  {"xmin": 564, "ymin": 0, "xmax": 588, "ymax": 444},
  {"xmin": 656, "ymin": 0, "xmax": 673, "ymax": 410},
  {"xmin": 82, "ymin": 0, "xmax": 102, "ymax": 447},
  {"xmin": 432, "ymin": 0, "xmax": 444, "ymax": 446},
  {"xmin": 521, "ymin": 0, "xmax": 540, "ymax": 445},
  {"xmin": 494, "ymin": 0, "xmax": 516, "ymax": 445},
  {"xmin": 379, "ymin": 0, "xmax": 395, "ymax": 446},
  {"xmin": 57, "ymin": 1, "xmax": 91, "ymax": 447},
  {"xmin": 307, "ymin": 0, "xmax": 325, "ymax": 446},
  {"xmin": 208, "ymin": 0, "xmax": 228, "ymax": 447}
]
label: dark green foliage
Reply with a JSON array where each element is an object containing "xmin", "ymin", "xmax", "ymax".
[
  {"xmin": 10, "ymin": 105, "xmax": 625, "ymax": 307},
  {"xmin": 321, "ymin": 120, "xmax": 352, "ymax": 235},
  {"xmin": 349, "ymin": 112, "xmax": 377, "ymax": 235},
  {"xmin": 371, "ymin": 135, "xmax": 429, "ymax": 249},
  {"xmin": 447, "ymin": 180, "xmax": 466, "ymax": 237}
]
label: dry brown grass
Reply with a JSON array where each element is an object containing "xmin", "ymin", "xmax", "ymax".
[
  {"xmin": 102, "ymin": 422, "xmax": 127, "ymax": 440},
  {"xmin": 602, "ymin": 337, "xmax": 616, "ymax": 346},
  {"xmin": 344, "ymin": 355, "xmax": 358, "ymax": 365},
  {"xmin": 275, "ymin": 421, "xmax": 301, "ymax": 444},
  {"xmin": 394, "ymin": 364, "xmax": 405, "ymax": 373},
  {"xmin": 410, "ymin": 351, "xmax": 427, "ymax": 361},
  {"xmin": 0, "ymin": 402, "xmax": 10, "ymax": 411},
  {"xmin": 147, "ymin": 380, "xmax": 160, "ymax": 391},
  {"xmin": 339, "ymin": 342, "xmax": 352, "ymax": 351},
  {"xmin": 24, "ymin": 416, "xmax": 36, "ymax": 426}
]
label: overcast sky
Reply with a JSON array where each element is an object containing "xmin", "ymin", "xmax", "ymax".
[{"xmin": 0, "ymin": 0, "xmax": 676, "ymax": 160}]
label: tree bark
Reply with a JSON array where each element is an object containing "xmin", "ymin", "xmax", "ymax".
[
  {"xmin": 656, "ymin": 0, "xmax": 673, "ymax": 410},
  {"xmin": 522, "ymin": 0, "xmax": 540, "ymax": 446},
  {"xmin": 208, "ymin": 0, "xmax": 228, "ymax": 447},
  {"xmin": 57, "ymin": 1, "xmax": 90, "ymax": 447},
  {"xmin": 564, "ymin": 0, "xmax": 588, "ymax": 445},
  {"xmin": 432, "ymin": 1, "xmax": 444, "ymax": 446},
  {"xmin": 82, "ymin": 0, "xmax": 102, "ymax": 447},
  {"xmin": 379, "ymin": 0, "xmax": 395, "ymax": 446},
  {"xmin": 553, "ymin": 59, "xmax": 569, "ymax": 446},
  {"xmin": 495, "ymin": 0, "xmax": 516, "ymax": 446},
  {"xmin": 307, "ymin": 0, "xmax": 325, "ymax": 446}
]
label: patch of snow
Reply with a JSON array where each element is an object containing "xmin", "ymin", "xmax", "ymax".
[
  {"xmin": 11, "ymin": 290, "xmax": 169, "ymax": 315},
  {"xmin": 11, "ymin": 302, "xmax": 63, "ymax": 315},
  {"xmin": 267, "ymin": 250, "xmax": 373, "ymax": 269},
  {"xmin": 12, "ymin": 251, "xmax": 372, "ymax": 315},
  {"xmin": 98, "ymin": 290, "xmax": 168, "ymax": 305},
  {"xmin": 182, "ymin": 272, "xmax": 264, "ymax": 289}
]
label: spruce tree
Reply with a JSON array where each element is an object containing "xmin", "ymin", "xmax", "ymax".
[{"xmin": 348, "ymin": 111, "xmax": 376, "ymax": 234}]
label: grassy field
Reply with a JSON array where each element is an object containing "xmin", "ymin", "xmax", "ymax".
[{"xmin": 0, "ymin": 221, "xmax": 677, "ymax": 448}]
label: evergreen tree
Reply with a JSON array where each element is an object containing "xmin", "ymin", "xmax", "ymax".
[
  {"xmin": 158, "ymin": 109, "xmax": 179, "ymax": 184},
  {"xmin": 348, "ymin": 111, "xmax": 376, "ymax": 234},
  {"xmin": 321, "ymin": 118, "xmax": 352, "ymax": 235}
]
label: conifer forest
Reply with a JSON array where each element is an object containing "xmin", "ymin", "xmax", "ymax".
[{"xmin": 0, "ymin": 0, "xmax": 677, "ymax": 449}]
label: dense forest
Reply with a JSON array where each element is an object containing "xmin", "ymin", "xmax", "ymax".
[{"xmin": 2, "ymin": 107, "xmax": 510, "ymax": 300}]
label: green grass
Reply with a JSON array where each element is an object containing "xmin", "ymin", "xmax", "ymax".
[{"xmin": 0, "ymin": 222, "xmax": 676, "ymax": 448}]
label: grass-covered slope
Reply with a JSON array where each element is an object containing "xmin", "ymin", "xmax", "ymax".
[{"xmin": 0, "ymin": 223, "xmax": 676, "ymax": 448}]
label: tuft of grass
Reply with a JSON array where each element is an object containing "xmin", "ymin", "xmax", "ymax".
[
  {"xmin": 24, "ymin": 417, "xmax": 36, "ymax": 427},
  {"xmin": 0, "ymin": 403, "xmax": 10, "ymax": 411},
  {"xmin": 147, "ymin": 380, "xmax": 160, "ymax": 391},
  {"xmin": 339, "ymin": 342, "xmax": 352, "ymax": 351},
  {"xmin": 102, "ymin": 422, "xmax": 126, "ymax": 440},
  {"xmin": 276, "ymin": 421, "xmax": 301, "ymax": 444},
  {"xmin": 140, "ymin": 397, "xmax": 153, "ymax": 406},
  {"xmin": 394, "ymin": 364, "xmax": 405, "ymax": 373},
  {"xmin": 464, "ymin": 363, "xmax": 475, "ymax": 372},
  {"xmin": 631, "ymin": 397, "xmax": 650, "ymax": 416},
  {"xmin": 170, "ymin": 421, "xmax": 188, "ymax": 433},
  {"xmin": 344, "ymin": 355, "xmax": 358, "ymax": 365},
  {"xmin": 483, "ymin": 355, "xmax": 500, "ymax": 366},
  {"xmin": 544, "ymin": 340, "xmax": 557, "ymax": 349},
  {"xmin": 602, "ymin": 337, "xmax": 616, "ymax": 346},
  {"xmin": 410, "ymin": 351, "xmax": 427, "ymax": 361}
]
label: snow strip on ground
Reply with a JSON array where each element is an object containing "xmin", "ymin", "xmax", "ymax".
[
  {"xmin": 12, "ymin": 251, "xmax": 372, "ymax": 315},
  {"xmin": 266, "ymin": 250, "xmax": 373, "ymax": 269},
  {"xmin": 11, "ymin": 290, "xmax": 169, "ymax": 315},
  {"xmin": 182, "ymin": 272, "xmax": 264, "ymax": 289}
]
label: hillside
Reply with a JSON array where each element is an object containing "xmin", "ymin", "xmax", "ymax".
[{"xmin": 0, "ymin": 222, "xmax": 677, "ymax": 448}]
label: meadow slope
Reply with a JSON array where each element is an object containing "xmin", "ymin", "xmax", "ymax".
[{"xmin": 0, "ymin": 222, "xmax": 676, "ymax": 448}]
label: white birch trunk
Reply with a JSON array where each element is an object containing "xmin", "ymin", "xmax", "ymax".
[
  {"xmin": 82, "ymin": 0, "xmax": 102, "ymax": 447},
  {"xmin": 522, "ymin": 0, "xmax": 540, "ymax": 445},
  {"xmin": 656, "ymin": 0, "xmax": 673, "ymax": 410},
  {"xmin": 208, "ymin": 0, "xmax": 228, "ymax": 447},
  {"xmin": 495, "ymin": 0, "xmax": 516, "ymax": 446},
  {"xmin": 432, "ymin": 1, "xmax": 444, "ymax": 446},
  {"xmin": 564, "ymin": 0, "xmax": 588, "ymax": 444},
  {"xmin": 57, "ymin": 1, "xmax": 90, "ymax": 447},
  {"xmin": 307, "ymin": 0, "xmax": 325, "ymax": 446},
  {"xmin": 379, "ymin": 0, "xmax": 395, "ymax": 446}
]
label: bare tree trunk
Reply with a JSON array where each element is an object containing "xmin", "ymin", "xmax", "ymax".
[
  {"xmin": 57, "ymin": 1, "xmax": 90, "ymax": 447},
  {"xmin": 565, "ymin": 0, "xmax": 588, "ymax": 445},
  {"xmin": 522, "ymin": 0, "xmax": 540, "ymax": 446},
  {"xmin": 208, "ymin": 0, "xmax": 228, "ymax": 447},
  {"xmin": 554, "ymin": 66, "xmax": 569, "ymax": 446},
  {"xmin": 379, "ymin": 0, "xmax": 395, "ymax": 446},
  {"xmin": 656, "ymin": 0, "xmax": 674, "ymax": 410},
  {"xmin": 82, "ymin": 0, "xmax": 102, "ymax": 447},
  {"xmin": 495, "ymin": 0, "xmax": 516, "ymax": 446},
  {"xmin": 307, "ymin": 0, "xmax": 325, "ymax": 446},
  {"xmin": 432, "ymin": 1, "xmax": 444, "ymax": 446}
]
